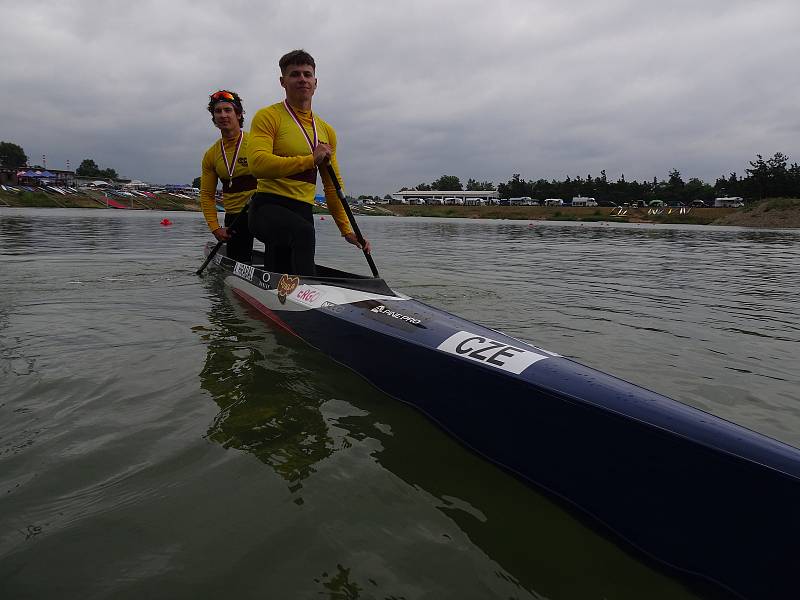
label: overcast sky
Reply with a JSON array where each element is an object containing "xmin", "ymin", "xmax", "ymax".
[{"xmin": 3, "ymin": 0, "xmax": 799, "ymax": 195}]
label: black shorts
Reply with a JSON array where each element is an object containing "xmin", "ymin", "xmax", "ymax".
[
  {"xmin": 248, "ymin": 193, "xmax": 315, "ymax": 276},
  {"xmin": 224, "ymin": 206, "xmax": 254, "ymax": 264}
]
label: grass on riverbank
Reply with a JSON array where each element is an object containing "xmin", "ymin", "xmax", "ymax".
[
  {"xmin": 0, "ymin": 188, "xmax": 200, "ymax": 211},
  {"xmin": 11, "ymin": 191, "xmax": 65, "ymax": 208},
  {"xmin": 713, "ymin": 198, "xmax": 800, "ymax": 227},
  {"xmin": 386, "ymin": 204, "xmax": 738, "ymax": 225}
]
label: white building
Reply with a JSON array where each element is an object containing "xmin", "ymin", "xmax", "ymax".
[{"xmin": 393, "ymin": 189, "xmax": 499, "ymax": 204}]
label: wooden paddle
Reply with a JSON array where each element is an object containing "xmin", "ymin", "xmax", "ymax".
[{"xmin": 324, "ymin": 163, "xmax": 379, "ymax": 278}]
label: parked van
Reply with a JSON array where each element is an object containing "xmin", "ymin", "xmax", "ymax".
[
  {"xmin": 571, "ymin": 196, "xmax": 597, "ymax": 207},
  {"xmin": 714, "ymin": 197, "xmax": 744, "ymax": 208},
  {"xmin": 544, "ymin": 198, "xmax": 564, "ymax": 206}
]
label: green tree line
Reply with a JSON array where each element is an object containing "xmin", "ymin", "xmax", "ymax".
[
  {"xmin": 76, "ymin": 159, "xmax": 118, "ymax": 180},
  {"xmin": 494, "ymin": 153, "xmax": 800, "ymax": 204},
  {"xmin": 404, "ymin": 152, "xmax": 800, "ymax": 204},
  {"xmin": 0, "ymin": 141, "xmax": 28, "ymax": 168},
  {"xmin": 404, "ymin": 175, "xmax": 496, "ymax": 192}
]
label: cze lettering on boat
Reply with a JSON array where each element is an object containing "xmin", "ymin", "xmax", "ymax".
[
  {"xmin": 437, "ymin": 331, "xmax": 548, "ymax": 374},
  {"xmin": 233, "ymin": 262, "xmax": 255, "ymax": 281}
]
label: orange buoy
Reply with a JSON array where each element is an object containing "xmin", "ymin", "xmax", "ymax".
[{"xmin": 160, "ymin": 218, "xmax": 172, "ymax": 226}]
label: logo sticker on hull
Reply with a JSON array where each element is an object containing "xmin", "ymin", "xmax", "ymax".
[
  {"xmin": 233, "ymin": 262, "xmax": 255, "ymax": 282},
  {"xmin": 322, "ymin": 301, "xmax": 345, "ymax": 314},
  {"xmin": 354, "ymin": 300, "xmax": 427, "ymax": 331},
  {"xmin": 293, "ymin": 286, "xmax": 321, "ymax": 306},
  {"xmin": 277, "ymin": 274, "xmax": 299, "ymax": 304},
  {"xmin": 437, "ymin": 331, "xmax": 548, "ymax": 374},
  {"xmin": 254, "ymin": 271, "xmax": 272, "ymax": 290},
  {"xmin": 370, "ymin": 305, "xmax": 422, "ymax": 325}
]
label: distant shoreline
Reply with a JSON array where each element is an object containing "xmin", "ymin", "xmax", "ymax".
[
  {"xmin": 375, "ymin": 200, "xmax": 800, "ymax": 228},
  {"xmin": 2, "ymin": 189, "xmax": 798, "ymax": 228}
]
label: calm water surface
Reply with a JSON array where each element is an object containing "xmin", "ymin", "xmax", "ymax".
[{"xmin": 1, "ymin": 208, "xmax": 798, "ymax": 599}]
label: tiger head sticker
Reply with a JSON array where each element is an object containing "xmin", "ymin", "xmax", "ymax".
[{"xmin": 277, "ymin": 274, "xmax": 300, "ymax": 304}]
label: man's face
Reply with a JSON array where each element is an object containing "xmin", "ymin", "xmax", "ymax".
[
  {"xmin": 280, "ymin": 63, "xmax": 317, "ymax": 103},
  {"xmin": 212, "ymin": 102, "xmax": 239, "ymax": 129}
]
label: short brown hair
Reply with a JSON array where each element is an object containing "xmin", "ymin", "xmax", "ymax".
[
  {"xmin": 207, "ymin": 90, "xmax": 245, "ymax": 127},
  {"xmin": 279, "ymin": 49, "xmax": 315, "ymax": 74}
]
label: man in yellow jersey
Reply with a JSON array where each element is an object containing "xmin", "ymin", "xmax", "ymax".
[
  {"xmin": 199, "ymin": 90, "xmax": 257, "ymax": 264},
  {"xmin": 247, "ymin": 49, "xmax": 370, "ymax": 276}
]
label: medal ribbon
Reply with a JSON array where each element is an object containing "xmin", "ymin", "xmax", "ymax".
[
  {"xmin": 220, "ymin": 130, "xmax": 243, "ymax": 181},
  {"xmin": 283, "ymin": 100, "xmax": 318, "ymax": 152}
]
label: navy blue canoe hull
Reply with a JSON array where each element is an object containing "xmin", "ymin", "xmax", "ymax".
[{"xmin": 207, "ymin": 245, "xmax": 800, "ymax": 599}]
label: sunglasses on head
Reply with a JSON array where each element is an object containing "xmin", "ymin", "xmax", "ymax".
[{"xmin": 211, "ymin": 90, "xmax": 235, "ymax": 101}]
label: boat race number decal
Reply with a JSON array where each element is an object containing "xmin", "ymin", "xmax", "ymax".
[
  {"xmin": 277, "ymin": 274, "xmax": 299, "ymax": 304},
  {"xmin": 233, "ymin": 262, "xmax": 255, "ymax": 282},
  {"xmin": 437, "ymin": 331, "xmax": 548, "ymax": 374}
]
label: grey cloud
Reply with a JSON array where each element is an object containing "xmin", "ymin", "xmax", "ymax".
[{"xmin": 2, "ymin": 0, "xmax": 798, "ymax": 195}]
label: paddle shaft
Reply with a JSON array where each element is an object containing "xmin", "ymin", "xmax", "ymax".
[
  {"xmin": 196, "ymin": 206, "xmax": 248, "ymax": 275},
  {"xmin": 324, "ymin": 163, "xmax": 379, "ymax": 278}
]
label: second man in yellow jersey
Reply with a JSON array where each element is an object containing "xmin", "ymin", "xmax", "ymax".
[{"xmin": 199, "ymin": 90, "xmax": 257, "ymax": 264}]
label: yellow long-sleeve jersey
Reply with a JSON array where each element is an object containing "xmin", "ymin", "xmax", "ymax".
[
  {"xmin": 199, "ymin": 131, "xmax": 254, "ymax": 232},
  {"xmin": 247, "ymin": 102, "xmax": 353, "ymax": 236}
]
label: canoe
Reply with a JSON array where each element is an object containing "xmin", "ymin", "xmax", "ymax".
[{"xmin": 204, "ymin": 243, "xmax": 800, "ymax": 599}]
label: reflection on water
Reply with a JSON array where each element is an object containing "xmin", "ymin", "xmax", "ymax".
[{"xmin": 198, "ymin": 277, "xmax": 337, "ymax": 497}]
